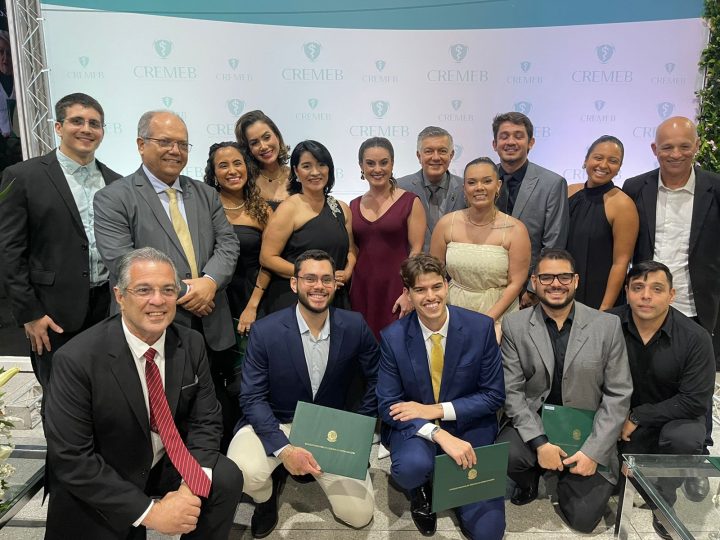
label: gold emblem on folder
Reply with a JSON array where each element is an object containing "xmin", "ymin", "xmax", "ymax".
[
  {"xmin": 327, "ymin": 430, "xmax": 338, "ymax": 443},
  {"xmin": 467, "ymin": 468, "xmax": 478, "ymax": 480},
  {"xmin": 572, "ymin": 429, "xmax": 582, "ymax": 441}
]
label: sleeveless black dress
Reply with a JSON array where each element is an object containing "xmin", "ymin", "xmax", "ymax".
[
  {"xmin": 228, "ymin": 225, "xmax": 265, "ymax": 319},
  {"xmin": 264, "ymin": 196, "xmax": 351, "ymax": 313},
  {"xmin": 567, "ymin": 181, "xmax": 621, "ymax": 309}
]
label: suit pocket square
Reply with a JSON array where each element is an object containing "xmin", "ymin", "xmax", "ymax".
[{"xmin": 181, "ymin": 376, "xmax": 199, "ymax": 390}]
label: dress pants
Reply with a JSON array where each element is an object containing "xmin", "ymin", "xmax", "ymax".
[
  {"xmin": 388, "ymin": 429, "xmax": 505, "ymax": 540},
  {"xmin": 618, "ymin": 416, "xmax": 706, "ymax": 506},
  {"xmin": 227, "ymin": 423, "xmax": 375, "ymax": 528},
  {"xmin": 497, "ymin": 425, "xmax": 614, "ymax": 534}
]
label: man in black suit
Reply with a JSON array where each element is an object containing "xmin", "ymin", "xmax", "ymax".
[
  {"xmin": 45, "ymin": 247, "xmax": 243, "ymax": 539},
  {"xmin": 0, "ymin": 93, "xmax": 121, "ymax": 389},
  {"xmin": 623, "ymin": 115, "xmax": 720, "ymax": 497}
]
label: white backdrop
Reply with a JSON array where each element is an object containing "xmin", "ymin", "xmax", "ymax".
[{"xmin": 41, "ymin": 4, "xmax": 706, "ymax": 201}]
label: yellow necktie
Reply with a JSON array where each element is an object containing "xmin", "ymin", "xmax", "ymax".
[
  {"xmin": 165, "ymin": 188, "xmax": 198, "ymax": 278},
  {"xmin": 429, "ymin": 333, "xmax": 444, "ymax": 402}
]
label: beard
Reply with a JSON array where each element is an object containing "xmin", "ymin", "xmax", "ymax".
[
  {"xmin": 297, "ymin": 289, "xmax": 334, "ymax": 314},
  {"xmin": 537, "ymin": 286, "xmax": 576, "ymax": 310}
]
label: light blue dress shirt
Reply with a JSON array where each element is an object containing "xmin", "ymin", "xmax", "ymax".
[{"xmin": 295, "ymin": 305, "xmax": 331, "ymax": 398}]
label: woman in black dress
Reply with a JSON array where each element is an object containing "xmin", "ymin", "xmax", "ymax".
[
  {"xmin": 567, "ymin": 135, "xmax": 639, "ymax": 310},
  {"xmin": 204, "ymin": 142, "xmax": 272, "ymax": 333},
  {"xmin": 260, "ymin": 140, "xmax": 356, "ymax": 313},
  {"xmin": 235, "ymin": 110, "xmax": 291, "ymax": 210}
]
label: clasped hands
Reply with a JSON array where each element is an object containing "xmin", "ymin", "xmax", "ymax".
[
  {"xmin": 142, "ymin": 483, "xmax": 201, "ymax": 535},
  {"xmin": 177, "ymin": 277, "xmax": 216, "ymax": 317},
  {"xmin": 279, "ymin": 445, "xmax": 322, "ymax": 477},
  {"xmin": 537, "ymin": 443, "xmax": 597, "ymax": 476}
]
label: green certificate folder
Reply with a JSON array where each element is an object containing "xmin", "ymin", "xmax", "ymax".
[
  {"xmin": 541, "ymin": 404, "xmax": 595, "ymax": 456},
  {"xmin": 431, "ymin": 442, "xmax": 509, "ymax": 513},
  {"xmin": 288, "ymin": 401, "xmax": 375, "ymax": 480}
]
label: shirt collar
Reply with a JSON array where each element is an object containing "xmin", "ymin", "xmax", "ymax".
[
  {"xmin": 121, "ymin": 317, "xmax": 166, "ymax": 360},
  {"xmin": 498, "ymin": 159, "xmax": 529, "ymax": 182},
  {"xmin": 57, "ymin": 148, "xmax": 97, "ymax": 176},
  {"xmin": 418, "ymin": 307, "xmax": 450, "ymax": 342},
  {"xmin": 421, "ymin": 170, "xmax": 450, "ymax": 191},
  {"xmin": 143, "ymin": 164, "xmax": 182, "ymax": 194},
  {"xmin": 541, "ymin": 303, "xmax": 575, "ymax": 327},
  {"xmin": 295, "ymin": 304, "xmax": 331, "ymax": 341},
  {"xmin": 658, "ymin": 166, "xmax": 696, "ymax": 194}
]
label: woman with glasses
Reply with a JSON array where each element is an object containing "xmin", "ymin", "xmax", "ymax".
[
  {"xmin": 260, "ymin": 140, "xmax": 355, "ymax": 312},
  {"xmin": 235, "ymin": 110, "xmax": 291, "ymax": 210},
  {"xmin": 349, "ymin": 137, "xmax": 426, "ymax": 338},
  {"xmin": 430, "ymin": 157, "xmax": 530, "ymax": 340},
  {"xmin": 567, "ymin": 135, "xmax": 639, "ymax": 310},
  {"xmin": 204, "ymin": 142, "xmax": 271, "ymax": 335}
]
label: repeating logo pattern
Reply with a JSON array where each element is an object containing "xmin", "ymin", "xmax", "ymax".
[
  {"xmin": 154, "ymin": 39, "xmax": 173, "ymax": 59},
  {"xmin": 304, "ymin": 42, "xmax": 322, "ymax": 61},
  {"xmin": 227, "ymin": 99, "xmax": 245, "ymax": 116},
  {"xmin": 78, "ymin": 56, "xmax": 89, "ymax": 68},
  {"xmin": 520, "ymin": 61, "xmax": 531, "ymax": 73},
  {"xmin": 449, "ymin": 44, "xmax": 468, "ymax": 63},
  {"xmin": 228, "ymin": 58, "xmax": 239, "ymax": 70},
  {"xmin": 451, "ymin": 99, "xmax": 462, "ymax": 111},
  {"xmin": 308, "ymin": 98, "xmax": 319, "ymax": 110},
  {"xmin": 594, "ymin": 100, "xmax": 606, "ymax": 111},
  {"xmin": 161, "ymin": 96, "xmax": 173, "ymax": 108},
  {"xmin": 514, "ymin": 101, "xmax": 532, "ymax": 115},
  {"xmin": 657, "ymin": 102, "xmax": 675, "ymax": 119},
  {"xmin": 371, "ymin": 101, "xmax": 389, "ymax": 118},
  {"xmin": 375, "ymin": 59, "xmax": 386, "ymax": 72},
  {"xmin": 665, "ymin": 62, "xmax": 675, "ymax": 74},
  {"xmin": 596, "ymin": 44, "xmax": 614, "ymax": 64}
]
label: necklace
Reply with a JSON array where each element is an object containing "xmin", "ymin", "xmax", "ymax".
[
  {"xmin": 260, "ymin": 168, "xmax": 286, "ymax": 183},
  {"xmin": 465, "ymin": 208, "xmax": 496, "ymax": 227},
  {"xmin": 222, "ymin": 200, "xmax": 246, "ymax": 211}
]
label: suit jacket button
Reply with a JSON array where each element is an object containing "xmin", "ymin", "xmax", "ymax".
[
  {"xmin": 81, "ymin": 244, "xmax": 88, "ymax": 251},
  {"xmin": 82, "ymin": 271, "xmax": 89, "ymax": 277},
  {"xmin": 185, "ymin": 273, "xmax": 191, "ymax": 278}
]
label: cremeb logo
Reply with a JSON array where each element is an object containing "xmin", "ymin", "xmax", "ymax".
[
  {"xmin": 162, "ymin": 96, "xmax": 173, "ymax": 108},
  {"xmin": 520, "ymin": 61, "xmax": 531, "ymax": 73},
  {"xmin": 596, "ymin": 44, "xmax": 614, "ymax": 64},
  {"xmin": 228, "ymin": 58, "xmax": 239, "ymax": 70},
  {"xmin": 438, "ymin": 100, "xmax": 473, "ymax": 122},
  {"xmin": 581, "ymin": 100, "xmax": 615, "ymax": 123},
  {"xmin": 650, "ymin": 61, "xmax": 685, "ymax": 86},
  {"xmin": 67, "ymin": 55, "xmax": 103, "ymax": 79},
  {"xmin": 308, "ymin": 98, "xmax": 319, "ymax": 110},
  {"xmin": 372, "ymin": 101, "xmax": 389, "ymax": 118},
  {"xmin": 595, "ymin": 100, "xmax": 605, "ymax": 111},
  {"xmin": 507, "ymin": 60, "xmax": 542, "ymax": 85},
  {"xmin": 657, "ymin": 102, "xmax": 674, "ymax": 119},
  {"xmin": 665, "ymin": 63, "xmax": 675, "ymax": 74},
  {"xmin": 217, "ymin": 57, "xmax": 252, "ymax": 82},
  {"xmin": 376, "ymin": 60, "xmax": 386, "ymax": 72},
  {"xmin": 154, "ymin": 39, "xmax": 173, "ymax": 59},
  {"xmin": 304, "ymin": 42, "xmax": 321, "ymax": 62},
  {"xmin": 78, "ymin": 56, "xmax": 89, "ymax": 68},
  {"xmin": 514, "ymin": 101, "xmax": 532, "ymax": 115},
  {"xmin": 451, "ymin": 100, "xmax": 462, "ymax": 111},
  {"xmin": 449, "ymin": 44, "xmax": 468, "ymax": 63},
  {"xmin": 227, "ymin": 99, "xmax": 245, "ymax": 116}
]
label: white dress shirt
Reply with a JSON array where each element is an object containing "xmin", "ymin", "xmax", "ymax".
[{"xmin": 654, "ymin": 168, "xmax": 696, "ymax": 317}]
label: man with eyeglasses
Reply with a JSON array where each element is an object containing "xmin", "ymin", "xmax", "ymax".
[
  {"xmin": 94, "ymin": 110, "xmax": 240, "ymax": 449},
  {"xmin": 227, "ymin": 249, "xmax": 379, "ymax": 538},
  {"xmin": 44, "ymin": 247, "xmax": 243, "ymax": 539},
  {"xmin": 623, "ymin": 116, "xmax": 720, "ymax": 478},
  {"xmin": 497, "ymin": 248, "xmax": 632, "ymax": 533},
  {"xmin": 0, "ymin": 92, "xmax": 121, "ymax": 394}
]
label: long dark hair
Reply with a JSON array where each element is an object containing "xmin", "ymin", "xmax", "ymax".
[
  {"xmin": 234, "ymin": 110, "xmax": 290, "ymax": 169},
  {"xmin": 358, "ymin": 137, "xmax": 397, "ymax": 192},
  {"xmin": 288, "ymin": 140, "xmax": 336, "ymax": 196}
]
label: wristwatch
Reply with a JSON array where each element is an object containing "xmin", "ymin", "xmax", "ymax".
[
  {"xmin": 628, "ymin": 411, "xmax": 640, "ymax": 426},
  {"xmin": 430, "ymin": 426, "xmax": 441, "ymax": 440}
]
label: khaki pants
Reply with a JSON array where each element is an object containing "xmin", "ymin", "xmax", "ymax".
[{"xmin": 227, "ymin": 423, "xmax": 375, "ymax": 528}]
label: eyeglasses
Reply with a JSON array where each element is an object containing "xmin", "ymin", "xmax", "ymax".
[
  {"xmin": 295, "ymin": 274, "xmax": 335, "ymax": 286},
  {"xmin": 63, "ymin": 117, "xmax": 105, "ymax": 130},
  {"xmin": 125, "ymin": 286, "xmax": 179, "ymax": 298},
  {"xmin": 535, "ymin": 273, "xmax": 575, "ymax": 286},
  {"xmin": 144, "ymin": 137, "xmax": 192, "ymax": 152}
]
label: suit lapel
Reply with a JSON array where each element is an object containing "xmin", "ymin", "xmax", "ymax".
[
  {"xmin": 135, "ymin": 169, "xmax": 185, "ymax": 255},
  {"xmin": 406, "ymin": 314, "xmax": 435, "ymax": 404},
  {"xmin": 97, "ymin": 160, "xmax": 115, "ymax": 186},
  {"xmin": 107, "ymin": 318, "xmax": 151, "ymax": 442},
  {"xmin": 317, "ymin": 309, "xmax": 343, "ymax": 396},
  {"xmin": 690, "ymin": 168, "xmax": 713, "ymax": 253},
  {"xmin": 639, "ymin": 173, "xmax": 659, "ymax": 251},
  {"xmin": 283, "ymin": 308, "xmax": 313, "ymax": 396},
  {"xmin": 43, "ymin": 152, "xmax": 85, "ymax": 237},
  {"xmin": 563, "ymin": 304, "xmax": 589, "ymax": 374},
  {"xmin": 512, "ymin": 164, "xmax": 539, "ymax": 218},
  {"xmin": 439, "ymin": 309, "xmax": 462, "ymax": 401},
  {"xmin": 528, "ymin": 305, "xmax": 554, "ymax": 378},
  {"xmin": 164, "ymin": 326, "xmax": 185, "ymax": 416}
]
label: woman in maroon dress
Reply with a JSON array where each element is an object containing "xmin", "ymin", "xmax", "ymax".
[{"xmin": 350, "ymin": 137, "xmax": 426, "ymax": 338}]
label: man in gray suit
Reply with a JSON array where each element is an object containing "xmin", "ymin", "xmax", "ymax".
[
  {"xmin": 397, "ymin": 126, "xmax": 465, "ymax": 251},
  {"xmin": 492, "ymin": 112, "xmax": 568, "ymax": 275},
  {"xmin": 497, "ymin": 248, "xmax": 631, "ymax": 533},
  {"xmin": 94, "ymin": 111, "xmax": 240, "ymax": 445}
]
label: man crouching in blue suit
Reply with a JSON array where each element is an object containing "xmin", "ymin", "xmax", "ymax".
[{"xmin": 377, "ymin": 254, "xmax": 505, "ymax": 539}]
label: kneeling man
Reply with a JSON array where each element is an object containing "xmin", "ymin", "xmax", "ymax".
[
  {"xmin": 228, "ymin": 249, "xmax": 379, "ymax": 538},
  {"xmin": 377, "ymin": 254, "xmax": 506, "ymax": 539},
  {"xmin": 45, "ymin": 247, "xmax": 243, "ymax": 540},
  {"xmin": 498, "ymin": 248, "xmax": 632, "ymax": 533}
]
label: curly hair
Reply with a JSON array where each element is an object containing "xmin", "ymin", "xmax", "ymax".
[
  {"xmin": 234, "ymin": 110, "xmax": 290, "ymax": 170},
  {"xmin": 203, "ymin": 141, "xmax": 269, "ymax": 227}
]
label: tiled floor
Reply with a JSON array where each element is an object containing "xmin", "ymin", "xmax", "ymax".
[{"xmin": 1, "ymin": 363, "xmax": 718, "ymax": 539}]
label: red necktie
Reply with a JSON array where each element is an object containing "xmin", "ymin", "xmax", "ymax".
[{"xmin": 144, "ymin": 348, "xmax": 211, "ymax": 497}]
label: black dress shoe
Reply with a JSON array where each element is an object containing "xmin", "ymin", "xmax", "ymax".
[
  {"xmin": 682, "ymin": 476, "xmax": 710, "ymax": 502},
  {"xmin": 410, "ymin": 483, "xmax": 437, "ymax": 536},
  {"xmin": 652, "ymin": 514, "xmax": 672, "ymax": 540},
  {"xmin": 251, "ymin": 467, "xmax": 287, "ymax": 538},
  {"xmin": 510, "ymin": 475, "xmax": 539, "ymax": 506}
]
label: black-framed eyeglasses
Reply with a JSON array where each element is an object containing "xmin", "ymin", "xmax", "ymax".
[
  {"xmin": 125, "ymin": 286, "xmax": 179, "ymax": 298},
  {"xmin": 295, "ymin": 274, "xmax": 335, "ymax": 286},
  {"xmin": 63, "ymin": 117, "xmax": 105, "ymax": 130},
  {"xmin": 535, "ymin": 273, "xmax": 575, "ymax": 286},
  {"xmin": 144, "ymin": 137, "xmax": 192, "ymax": 152}
]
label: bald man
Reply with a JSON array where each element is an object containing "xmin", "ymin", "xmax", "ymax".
[{"xmin": 623, "ymin": 116, "xmax": 719, "ymax": 502}]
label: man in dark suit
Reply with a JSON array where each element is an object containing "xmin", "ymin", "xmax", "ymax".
[
  {"xmin": 44, "ymin": 247, "xmax": 243, "ymax": 539},
  {"xmin": 94, "ymin": 110, "xmax": 240, "ymax": 447},
  {"xmin": 623, "ymin": 115, "xmax": 720, "ymax": 465},
  {"xmin": 227, "ymin": 249, "xmax": 379, "ymax": 538},
  {"xmin": 0, "ymin": 93, "xmax": 121, "ymax": 389},
  {"xmin": 377, "ymin": 254, "xmax": 506, "ymax": 539},
  {"xmin": 397, "ymin": 126, "xmax": 465, "ymax": 251}
]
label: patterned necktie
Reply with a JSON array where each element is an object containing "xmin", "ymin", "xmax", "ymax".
[
  {"xmin": 429, "ymin": 334, "xmax": 444, "ymax": 402},
  {"xmin": 144, "ymin": 348, "xmax": 211, "ymax": 497},
  {"xmin": 165, "ymin": 188, "xmax": 199, "ymax": 278}
]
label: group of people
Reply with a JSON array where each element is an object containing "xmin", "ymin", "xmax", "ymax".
[{"xmin": 0, "ymin": 91, "xmax": 718, "ymax": 540}]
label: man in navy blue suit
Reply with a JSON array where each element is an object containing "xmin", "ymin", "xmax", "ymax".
[
  {"xmin": 377, "ymin": 254, "xmax": 506, "ymax": 539},
  {"xmin": 227, "ymin": 249, "xmax": 379, "ymax": 538}
]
